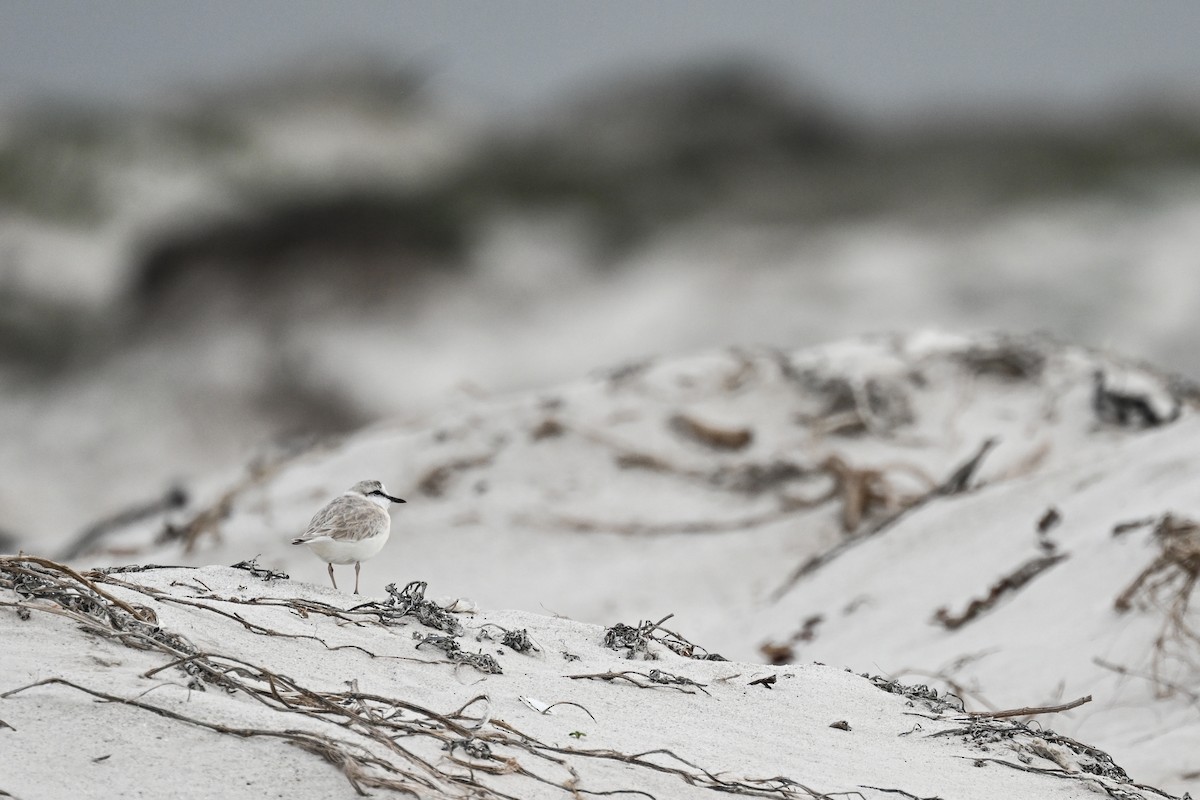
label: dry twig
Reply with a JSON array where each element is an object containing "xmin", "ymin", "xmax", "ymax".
[
  {"xmin": 3, "ymin": 559, "xmax": 840, "ymax": 798},
  {"xmin": 770, "ymin": 438, "xmax": 999, "ymax": 602},
  {"xmin": 567, "ymin": 670, "xmax": 711, "ymax": 696},
  {"xmin": 933, "ymin": 553, "xmax": 1067, "ymax": 630},
  {"xmin": 964, "ymin": 695, "xmax": 1091, "ymax": 719},
  {"xmin": 1113, "ymin": 513, "xmax": 1200, "ymax": 694}
]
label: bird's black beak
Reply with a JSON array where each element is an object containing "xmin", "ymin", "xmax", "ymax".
[{"xmin": 385, "ymin": 494, "xmax": 406, "ymax": 504}]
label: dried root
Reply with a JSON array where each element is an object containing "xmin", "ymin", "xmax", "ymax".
[
  {"xmin": 567, "ymin": 669, "xmax": 711, "ymax": 696},
  {"xmin": 1113, "ymin": 514, "xmax": 1200, "ymax": 695},
  {"xmin": 2, "ymin": 557, "xmax": 836, "ymax": 800}
]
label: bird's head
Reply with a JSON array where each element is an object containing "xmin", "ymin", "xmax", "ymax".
[{"xmin": 349, "ymin": 479, "xmax": 406, "ymax": 506}]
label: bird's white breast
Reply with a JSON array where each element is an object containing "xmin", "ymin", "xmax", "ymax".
[{"xmin": 304, "ymin": 527, "xmax": 391, "ymax": 565}]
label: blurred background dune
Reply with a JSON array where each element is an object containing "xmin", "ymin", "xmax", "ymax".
[{"xmin": 4, "ymin": 1, "xmax": 1200, "ymax": 551}]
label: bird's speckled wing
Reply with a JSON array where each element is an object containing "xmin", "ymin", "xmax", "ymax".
[{"xmin": 298, "ymin": 496, "xmax": 388, "ymax": 542}]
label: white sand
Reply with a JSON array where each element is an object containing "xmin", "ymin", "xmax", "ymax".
[
  {"xmin": 0, "ymin": 564, "xmax": 1167, "ymax": 799},
  {"xmin": 14, "ymin": 332, "xmax": 1195, "ymax": 796}
]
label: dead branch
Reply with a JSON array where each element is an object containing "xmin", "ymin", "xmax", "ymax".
[
  {"xmin": 566, "ymin": 670, "xmax": 710, "ymax": 696},
  {"xmin": 770, "ymin": 439, "xmax": 997, "ymax": 602},
  {"xmin": 2, "ymin": 555, "xmax": 154, "ymax": 622},
  {"xmin": 491, "ymin": 717, "xmax": 836, "ymax": 799},
  {"xmin": 538, "ymin": 451, "xmax": 932, "ymax": 540},
  {"xmin": 965, "ymin": 756, "xmax": 1177, "ymax": 800},
  {"xmin": 933, "ymin": 554, "xmax": 1067, "ymax": 630},
  {"xmin": 1111, "ymin": 513, "xmax": 1200, "ymax": 695},
  {"xmin": 416, "ymin": 452, "xmax": 495, "ymax": 498},
  {"xmin": 965, "ymin": 695, "xmax": 1091, "ymax": 719},
  {"xmin": 1, "ymin": 559, "xmax": 842, "ymax": 800},
  {"xmin": 937, "ymin": 438, "xmax": 997, "ymax": 495},
  {"xmin": 1, "ymin": 678, "xmax": 438, "ymax": 797},
  {"xmin": 860, "ymin": 787, "xmax": 944, "ymax": 800},
  {"xmin": 1114, "ymin": 514, "xmax": 1200, "ymax": 611}
]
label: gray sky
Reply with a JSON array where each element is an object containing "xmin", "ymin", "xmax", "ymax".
[{"xmin": 3, "ymin": 1, "xmax": 1200, "ymax": 123}]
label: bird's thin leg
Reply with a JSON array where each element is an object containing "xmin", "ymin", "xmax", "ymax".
[
  {"xmin": 354, "ymin": 561, "xmax": 361, "ymax": 595},
  {"xmin": 327, "ymin": 563, "xmax": 338, "ymax": 590}
]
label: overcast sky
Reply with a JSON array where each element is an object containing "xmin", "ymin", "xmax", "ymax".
[{"xmin": 4, "ymin": 1, "xmax": 1200, "ymax": 123}]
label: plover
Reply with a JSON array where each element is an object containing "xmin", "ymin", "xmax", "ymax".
[{"xmin": 291, "ymin": 479, "xmax": 405, "ymax": 594}]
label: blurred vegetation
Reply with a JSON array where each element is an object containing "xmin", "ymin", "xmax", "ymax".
[
  {"xmin": 134, "ymin": 185, "xmax": 471, "ymax": 304},
  {"xmin": 448, "ymin": 64, "xmax": 1200, "ymax": 253},
  {"xmin": 0, "ymin": 102, "xmax": 250, "ymax": 225},
  {"xmin": 0, "ymin": 107, "xmax": 111, "ymax": 223},
  {"xmin": 2, "ymin": 57, "xmax": 1200, "ymax": 351},
  {"xmin": 0, "ymin": 285, "xmax": 97, "ymax": 377},
  {"xmin": 448, "ymin": 63, "xmax": 859, "ymax": 254},
  {"xmin": 194, "ymin": 54, "xmax": 428, "ymax": 115}
]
